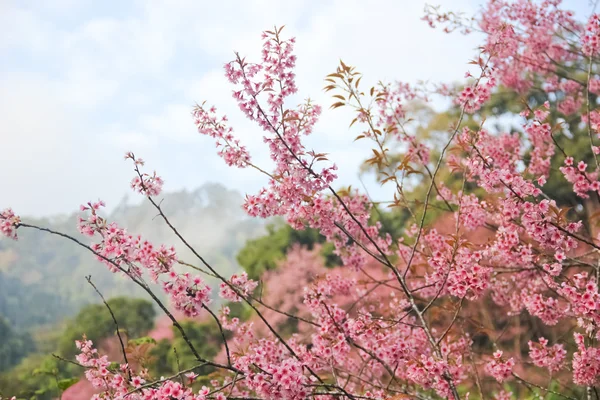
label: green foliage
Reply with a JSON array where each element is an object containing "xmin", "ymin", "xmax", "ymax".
[
  {"xmin": 225, "ymin": 300, "xmax": 253, "ymax": 321},
  {"xmin": 369, "ymin": 204, "xmax": 412, "ymax": 241},
  {"xmin": 236, "ymin": 204, "xmax": 410, "ymax": 281},
  {"xmin": 0, "ymin": 296, "xmax": 155, "ymax": 399},
  {"xmin": 56, "ymin": 377, "xmax": 79, "ymax": 391},
  {"xmin": 0, "ymin": 316, "xmax": 31, "ymax": 372},
  {"xmin": 128, "ymin": 336, "xmax": 157, "ymax": 346},
  {"xmin": 0, "ymin": 269, "xmax": 68, "ymax": 331},
  {"xmin": 237, "ymin": 219, "xmax": 338, "ymax": 279},
  {"xmin": 149, "ymin": 320, "xmax": 226, "ymax": 383},
  {"xmin": 57, "ymin": 297, "xmax": 155, "ymax": 358},
  {"xmin": 0, "ymin": 353, "xmax": 76, "ymax": 400}
]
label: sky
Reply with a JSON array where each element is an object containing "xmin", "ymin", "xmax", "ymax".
[{"xmin": 0, "ymin": 0, "xmax": 594, "ymax": 217}]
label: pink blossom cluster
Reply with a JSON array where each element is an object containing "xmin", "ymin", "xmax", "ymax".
[
  {"xmin": 375, "ymin": 81, "xmax": 428, "ymax": 129},
  {"xmin": 559, "ymin": 272, "xmax": 600, "ymax": 336},
  {"xmin": 195, "ymin": 32, "xmax": 342, "ymax": 262},
  {"xmin": 478, "ymin": 0, "xmax": 579, "ymax": 93},
  {"xmin": 224, "ymin": 28, "xmax": 297, "ymax": 127},
  {"xmin": 522, "ymin": 291, "xmax": 565, "ymax": 325},
  {"xmin": 523, "ymin": 102, "xmax": 555, "ymax": 177},
  {"xmin": 559, "ymin": 157, "xmax": 600, "ymax": 198},
  {"xmin": 208, "ymin": 30, "xmax": 395, "ymax": 279},
  {"xmin": 528, "ymin": 337, "xmax": 566, "ymax": 374},
  {"xmin": 125, "ymin": 153, "xmax": 164, "ymax": 197},
  {"xmin": 484, "ymin": 350, "xmax": 515, "ymax": 383},
  {"xmin": 406, "ymin": 355, "xmax": 461, "ymax": 398},
  {"xmin": 129, "ymin": 172, "xmax": 164, "ymax": 197},
  {"xmin": 218, "ymin": 272, "xmax": 258, "ymax": 302},
  {"xmin": 417, "ymin": 228, "xmax": 490, "ymax": 300},
  {"xmin": 584, "ymin": 109, "xmax": 600, "ymax": 135},
  {"xmin": 456, "ymin": 78, "xmax": 495, "ymax": 113},
  {"xmin": 77, "ymin": 200, "xmax": 210, "ymax": 317},
  {"xmin": 218, "ymin": 305, "xmax": 240, "ymax": 331},
  {"xmin": 582, "ymin": 14, "xmax": 600, "ymax": 56},
  {"xmin": 236, "ymin": 349, "xmax": 309, "ymax": 400},
  {"xmin": 75, "ymin": 337, "xmax": 130, "ymax": 396},
  {"xmin": 0, "ymin": 208, "xmax": 20, "ymax": 240},
  {"xmin": 572, "ymin": 332, "xmax": 600, "ymax": 386},
  {"xmin": 193, "ymin": 105, "xmax": 251, "ymax": 168},
  {"xmin": 74, "ymin": 337, "xmax": 226, "ymax": 400},
  {"xmin": 163, "ymin": 271, "xmax": 212, "ymax": 318}
]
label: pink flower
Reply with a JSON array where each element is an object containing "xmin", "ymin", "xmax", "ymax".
[
  {"xmin": 565, "ymin": 157, "xmax": 574, "ymax": 166},
  {"xmin": 0, "ymin": 208, "xmax": 20, "ymax": 240},
  {"xmin": 572, "ymin": 333, "xmax": 600, "ymax": 386},
  {"xmin": 537, "ymin": 176, "xmax": 547, "ymax": 186},
  {"xmin": 9, "ymin": 6, "xmax": 600, "ymax": 398},
  {"xmin": 528, "ymin": 337, "xmax": 566, "ymax": 373},
  {"xmin": 485, "ymin": 350, "xmax": 514, "ymax": 383},
  {"xmin": 185, "ymin": 371, "xmax": 198, "ymax": 384},
  {"xmin": 125, "ymin": 153, "xmax": 164, "ymax": 197},
  {"xmin": 219, "ymin": 272, "xmax": 258, "ymax": 302}
]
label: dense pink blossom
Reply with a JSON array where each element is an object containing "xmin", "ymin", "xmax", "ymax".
[
  {"xmin": 528, "ymin": 337, "xmax": 566, "ymax": 374},
  {"xmin": 582, "ymin": 14, "xmax": 600, "ymax": 56},
  {"xmin": 5, "ymin": 1, "xmax": 600, "ymax": 398},
  {"xmin": 572, "ymin": 333, "xmax": 600, "ymax": 386}
]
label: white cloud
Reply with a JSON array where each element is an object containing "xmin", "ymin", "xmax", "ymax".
[
  {"xmin": 0, "ymin": 4, "xmax": 57, "ymax": 52},
  {"xmin": 138, "ymin": 104, "xmax": 199, "ymax": 142},
  {"xmin": 0, "ymin": 75, "xmax": 71, "ymax": 161},
  {"xmin": 0, "ymin": 0, "xmax": 587, "ymax": 217},
  {"xmin": 0, "ymin": 73, "xmax": 129, "ymax": 215}
]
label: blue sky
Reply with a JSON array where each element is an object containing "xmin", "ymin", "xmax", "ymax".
[{"xmin": 0, "ymin": 0, "xmax": 593, "ymax": 217}]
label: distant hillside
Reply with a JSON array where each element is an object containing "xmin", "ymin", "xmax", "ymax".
[{"xmin": 0, "ymin": 183, "xmax": 264, "ymax": 331}]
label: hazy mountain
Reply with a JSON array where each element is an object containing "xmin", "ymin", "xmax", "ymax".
[{"xmin": 0, "ymin": 183, "xmax": 264, "ymax": 331}]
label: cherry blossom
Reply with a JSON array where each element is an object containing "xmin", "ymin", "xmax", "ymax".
[{"xmin": 4, "ymin": 1, "xmax": 600, "ymax": 399}]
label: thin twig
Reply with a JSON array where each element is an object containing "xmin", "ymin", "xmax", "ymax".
[{"xmin": 85, "ymin": 275, "xmax": 132, "ymax": 380}]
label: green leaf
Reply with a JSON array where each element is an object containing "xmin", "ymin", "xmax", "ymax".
[
  {"xmin": 31, "ymin": 368, "xmax": 52, "ymax": 376},
  {"xmin": 107, "ymin": 361, "xmax": 120, "ymax": 372},
  {"xmin": 129, "ymin": 336, "xmax": 157, "ymax": 346},
  {"xmin": 57, "ymin": 377, "xmax": 79, "ymax": 391}
]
